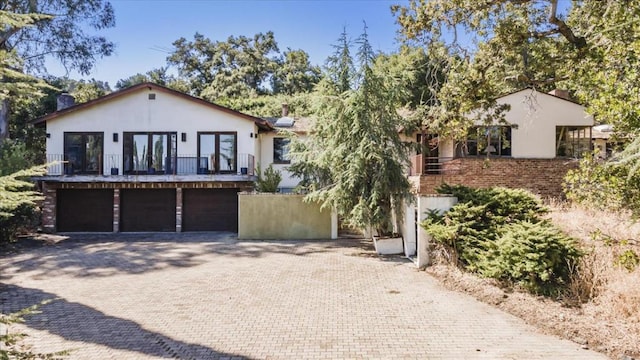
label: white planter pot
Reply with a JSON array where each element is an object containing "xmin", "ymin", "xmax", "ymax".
[{"xmin": 373, "ymin": 236, "xmax": 404, "ymax": 255}]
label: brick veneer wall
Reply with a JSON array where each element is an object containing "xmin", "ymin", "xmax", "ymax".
[
  {"xmin": 41, "ymin": 182, "xmax": 57, "ymax": 232},
  {"xmin": 415, "ymin": 158, "xmax": 578, "ymax": 198}
]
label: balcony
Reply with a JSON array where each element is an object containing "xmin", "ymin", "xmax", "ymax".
[
  {"xmin": 43, "ymin": 153, "xmax": 256, "ymax": 182},
  {"xmin": 409, "ymin": 155, "xmax": 461, "ymax": 176}
]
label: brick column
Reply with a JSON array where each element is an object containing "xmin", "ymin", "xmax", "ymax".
[
  {"xmin": 41, "ymin": 182, "xmax": 57, "ymax": 233},
  {"xmin": 113, "ymin": 188, "xmax": 120, "ymax": 232},
  {"xmin": 176, "ymin": 188, "xmax": 183, "ymax": 232}
]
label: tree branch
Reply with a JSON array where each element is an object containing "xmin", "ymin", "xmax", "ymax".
[{"xmin": 548, "ymin": 0, "xmax": 587, "ymax": 48}]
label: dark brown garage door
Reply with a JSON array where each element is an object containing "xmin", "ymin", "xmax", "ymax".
[
  {"xmin": 120, "ymin": 189, "xmax": 176, "ymax": 232},
  {"xmin": 182, "ymin": 188, "xmax": 238, "ymax": 232},
  {"xmin": 57, "ymin": 189, "xmax": 113, "ymax": 232}
]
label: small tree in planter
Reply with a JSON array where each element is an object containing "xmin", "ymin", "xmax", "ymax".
[{"xmin": 290, "ymin": 25, "xmax": 413, "ymax": 247}]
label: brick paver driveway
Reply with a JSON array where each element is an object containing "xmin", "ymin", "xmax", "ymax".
[{"xmin": 1, "ymin": 233, "xmax": 606, "ymax": 359}]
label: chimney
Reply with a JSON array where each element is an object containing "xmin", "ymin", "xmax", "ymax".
[
  {"xmin": 57, "ymin": 92, "xmax": 75, "ymax": 111},
  {"xmin": 282, "ymin": 103, "xmax": 289, "ymax": 117},
  {"xmin": 548, "ymin": 89, "xmax": 570, "ymax": 100}
]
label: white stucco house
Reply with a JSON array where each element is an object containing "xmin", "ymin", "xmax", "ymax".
[
  {"xmin": 407, "ymin": 88, "xmax": 595, "ymax": 197},
  {"xmin": 32, "ymin": 82, "xmax": 302, "ymax": 233}
]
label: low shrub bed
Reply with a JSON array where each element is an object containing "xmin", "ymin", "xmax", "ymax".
[{"xmin": 422, "ymin": 184, "xmax": 582, "ymax": 296}]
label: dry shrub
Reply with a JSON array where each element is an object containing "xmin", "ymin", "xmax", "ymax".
[
  {"xmin": 548, "ymin": 201, "xmax": 640, "ymax": 321},
  {"xmin": 566, "ymin": 248, "xmax": 610, "ymax": 303},
  {"xmin": 596, "ymin": 268, "xmax": 640, "ymax": 323}
]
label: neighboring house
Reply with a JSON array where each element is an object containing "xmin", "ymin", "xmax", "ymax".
[
  {"xmin": 591, "ymin": 124, "xmax": 625, "ymax": 159},
  {"xmin": 407, "ymin": 89, "xmax": 595, "ymax": 197},
  {"xmin": 32, "ymin": 83, "xmax": 275, "ymax": 233}
]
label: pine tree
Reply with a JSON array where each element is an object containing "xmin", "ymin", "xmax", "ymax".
[
  {"xmin": 0, "ymin": 165, "xmax": 46, "ymax": 242},
  {"xmin": 291, "ymin": 25, "xmax": 412, "ymax": 234}
]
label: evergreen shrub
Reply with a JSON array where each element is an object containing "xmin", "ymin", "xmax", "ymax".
[{"xmin": 423, "ymin": 184, "xmax": 582, "ymax": 295}]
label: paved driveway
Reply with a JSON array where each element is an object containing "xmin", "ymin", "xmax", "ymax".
[{"xmin": 1, "ymin": 233, "xmax": 606, "ymax": 360}]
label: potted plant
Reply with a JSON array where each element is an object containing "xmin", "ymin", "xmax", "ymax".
[{"xmin": 372, "ymin": 233, "xmax": 404, "ymax": 255}]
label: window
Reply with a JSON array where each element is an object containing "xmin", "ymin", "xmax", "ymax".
[
  {"xmin": 123, "ymin": 132, "xmax": 177, "ymax": 174},
  {"xmin": 273, "ymin": 137, "xmax": 291, "ymax": 164},
  {"xmin": 64, "ymin": 132, "xmax": 103, "ymax": 174},
  {"xmin": 198, "ymin": 132, "xmax": 237, "ymax": 173},
  {"xmin": 463, "ymin": 126, "xmax": 511, "ymax": 157},
  {"xmin": 556, "ymin": 126, "xmax": 591, "ymax": 158}
]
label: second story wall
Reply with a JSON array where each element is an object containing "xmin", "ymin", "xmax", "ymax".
[
  {"xmin": 45, "ymin": 86, "xmax": 260, "ymax": 174},
  {"xmin": 483, "ymin": 89, "xmax": 593, "ymax": 158},
  {"xmin": 259, "ymin": 132, "xmax": 302, "ymax": 190}
]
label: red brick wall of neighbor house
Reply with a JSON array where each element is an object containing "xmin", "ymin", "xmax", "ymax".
[{"xmin": 414, "ymin": 158, "xmax": 579, "ymax": 198}]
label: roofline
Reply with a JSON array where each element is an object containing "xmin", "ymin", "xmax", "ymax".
[
  {"xmin": 30, "ymin": 82, "xmax": 273, "ymax": 131},
  {"xmin": 499, "ymin": 87, "xmax": 585, "ymax": 106}
]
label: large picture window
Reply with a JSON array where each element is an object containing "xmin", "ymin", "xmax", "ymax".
[
  {"xmin": 198, "ymin": 132, "xmax": 237, "ymax": 173},
  {"xmin": 123, "ymin": 132, "xmax": 177, "ymax": 174},
  {"xmin": 464, "ymin": 126, "xmax": 511, "ymax": 157},
  {"xmin": 64, "ymin": 132, "xmax": 103, "ymax": 174},
  {"xmin": 273, "ymin": 137, "xmax": 290, "ymax": 164},
  {"xmin": 556, "ymin": 126, "xmax": 592, "ymax": 158}
]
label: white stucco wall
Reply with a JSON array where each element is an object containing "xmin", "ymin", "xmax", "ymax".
[
  {"xmin": 45, "ymin": 87, "xmax": 260, "ymax": 174},
  {"xmin": 259, "ymin": 132, "xmax": 303, "ymax": 190},
  {"xmin": 411, "ymin": 90, "xmax": 594, "ymax": 159},
  {"xmin": 491, "ymin": 90, "xmax": 594, "ymax": 158}
]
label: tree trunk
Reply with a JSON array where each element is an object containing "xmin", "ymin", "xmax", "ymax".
[{"xmin": 0, "ymin": 98, "xmax": 9, "ymax": 147}]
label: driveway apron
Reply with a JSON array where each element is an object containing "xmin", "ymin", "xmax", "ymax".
[{"xmin": 0, "ymin": 234, "xmax": 607, "ymax": 359}]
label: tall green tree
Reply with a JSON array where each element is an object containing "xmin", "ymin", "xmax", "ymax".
[
  {"xmin": 325, "ymin": 27, "xmax": 355, "ymax": 93},
  {"xmin": 115, "ymin": 67, "xmax": 189, "ymax": 92},
  {"xmin": 392, "ymin": 0, "xmax": 640, "ymax": 137},
  {"xmin": 272, "ymin": 49, "xmax": 322, "ymax": 95},
  {"xmin": 372, "ymin": 46, "xmax": 445, "ymax": 109},
  {"xmin": 290, "ymin": 26, "xmax": 413, "ymax": 233},
  {"xmin": 167, "ymin": 32, "xmax": 280, "ymax": 100},
  {"xmin": 0, "ymin": 1, "xmax": 115, "ymax": 146}
]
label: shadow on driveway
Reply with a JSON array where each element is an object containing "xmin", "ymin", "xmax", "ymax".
[
  {"xmin": 0, "ymin": 283, "xmax": 252, "ymax": 359},
  {"xmin": 0, "ymin": 233, "xmax": 371, "ymax": 281}
]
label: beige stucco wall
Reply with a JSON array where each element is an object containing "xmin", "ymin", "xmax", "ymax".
[
  {"xmin": 410, "ymin": 90, "xmax": 594, "ymax": 159},
  {"xmin": 259, "ymin": 132, "xmax": 303, "ymax": 189},
  {"xmin": 492, "ymin": 89, "xmax": 593, "ymax": 158},
  {"xmin": 238, "ymin": 193, "xmax": 331, "ymax": 239},
  {"xmin": 46, "ymin": 87, "xmax": 260, "ymax": 174}
]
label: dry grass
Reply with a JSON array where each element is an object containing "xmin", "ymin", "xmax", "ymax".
[{"xmin": 427, "ymin": 202, "xmax": 640, "ymax": 359}]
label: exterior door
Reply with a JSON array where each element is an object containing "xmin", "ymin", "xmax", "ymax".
[{"xmin": 124, "ymin": 132, "xmax": 177, "ymax": 174}]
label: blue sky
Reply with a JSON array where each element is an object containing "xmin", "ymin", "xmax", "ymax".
[{"xmin": 48, "ymin": 0, "xmax": 409, "ymax": 87}]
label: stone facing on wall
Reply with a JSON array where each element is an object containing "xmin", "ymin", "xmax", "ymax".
[{"xmin": 415, "ymin": 158, "xmax": 578, "ymax": 198}]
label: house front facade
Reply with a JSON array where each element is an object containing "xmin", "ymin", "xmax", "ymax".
[
  {"xmin": 33, "ymin": 83, "xmax": 282, "ymax": 233},
  {"xmin": 408, "ymin": 89, "xmax": 595, "ymax": 197}
]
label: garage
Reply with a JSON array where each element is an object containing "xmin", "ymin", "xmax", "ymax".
[
  {"xmin": 120, "ymin": 189, "xmax": 176, "ymax": 232},
  {"xmin": 57, "ymin": 189, "xmax": 114, "ymax": 232},
  {"xmin": 182, "ymin": 188, "xmax": 238, "ymax": 232}
]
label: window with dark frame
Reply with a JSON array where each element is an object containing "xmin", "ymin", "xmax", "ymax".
[
  {"xmin": 556, "ymin": 126, "xmax": 592, "ymax": 158},
  {"xmin": 463, "ymin": 126, "xmax": 512, "ymax": 157},
  {"xmin": 197, "ymin": 132, "xmax": 238, "ymax": 174},
  {"xmin": 123, "ymin": 132, "xmax": 177, "ymax": 175},
  {"xmin": 63, "ymin": 132, "xmax": 104, "ymax": 174},
  {"xmin": 273, "ymin": 137, "xmax": 291, "ymax": 164}
]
